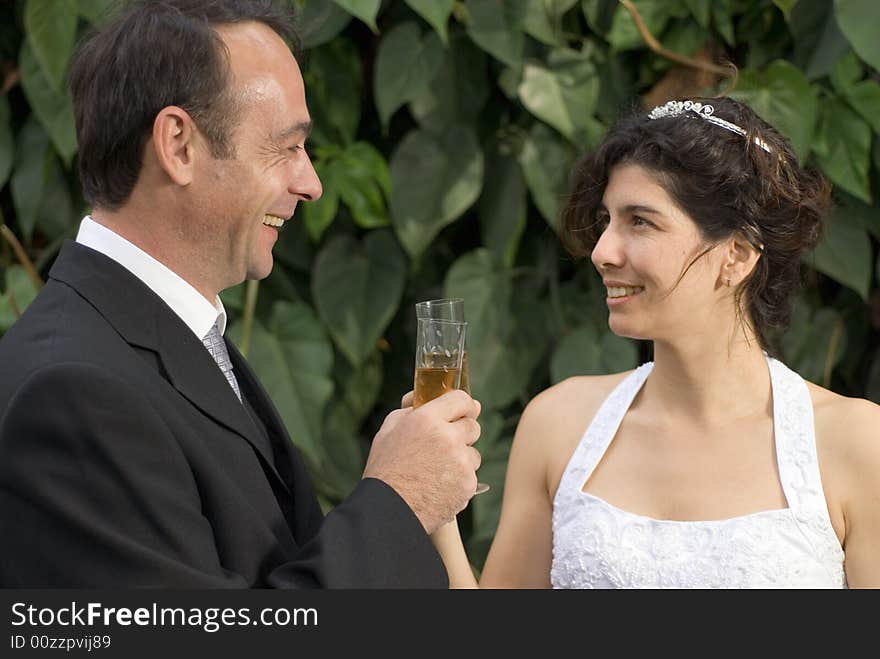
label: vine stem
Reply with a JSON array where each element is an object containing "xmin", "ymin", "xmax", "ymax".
[
  {"xmin": 619, "ymin": 0, "xmax": 732, "ymax": 78},
  {"xmin": 0, "ymin": 220, "xmax": 43, "ymax": 291}
]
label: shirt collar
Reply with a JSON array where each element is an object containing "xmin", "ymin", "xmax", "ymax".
[{"xmin": 75, "ymin": 216, "xmax": 226, "ymax": 339}]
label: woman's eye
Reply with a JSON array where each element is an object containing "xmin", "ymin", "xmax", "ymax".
[{"xmin": 632, "ymin": 215, "xmax": 652, "ymax": 228}]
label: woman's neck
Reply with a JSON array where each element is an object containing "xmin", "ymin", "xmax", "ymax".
[{"xmin": 641, "ymin": 330, "xmax": 772, "ymax": 431}]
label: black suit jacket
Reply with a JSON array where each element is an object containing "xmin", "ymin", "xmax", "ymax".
[{"xmin": 0, "ymin": 242, "xmax": 447, "ymax": 588}]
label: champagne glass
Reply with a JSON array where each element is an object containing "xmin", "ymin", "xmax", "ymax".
[{"xmin": 415, "ymin": 299, "xmax": 489, "ymax": 495}]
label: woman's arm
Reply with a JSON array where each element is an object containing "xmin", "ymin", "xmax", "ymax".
[
  {"xmin": 431, "ymin": 519, "xmax": 479, "ymax": 588},
  {"xmin": 837, "ymin": 399, "xmax": 880, "ymax": 587}
]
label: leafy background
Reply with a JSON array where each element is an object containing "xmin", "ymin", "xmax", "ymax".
[{"xmin": 1, "ymin": 0, "xmax": 879, "ymax": 570}]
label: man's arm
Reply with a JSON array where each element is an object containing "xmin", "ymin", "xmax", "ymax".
[{"xmin": 0, "ymin": 362, "xmax": 445, "ymax": 588}]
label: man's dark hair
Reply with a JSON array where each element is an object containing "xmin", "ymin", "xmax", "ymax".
[{"xmin": 68, "ymin": 0, "xmax": 300, "ymax": 210}]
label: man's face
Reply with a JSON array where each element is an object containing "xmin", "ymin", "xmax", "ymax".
[{"xmin": 191, "ymin": 21, "xmax": 322, "ymax": 294}]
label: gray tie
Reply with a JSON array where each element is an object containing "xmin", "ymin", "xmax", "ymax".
[{"xmin": 202, "ymin": 322, "xmax": 241, "ymax": 401}]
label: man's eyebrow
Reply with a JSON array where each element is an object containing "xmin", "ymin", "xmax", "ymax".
[{"xmin": 273, "ymin": 121, "xmax": 312, "ymax": 142}]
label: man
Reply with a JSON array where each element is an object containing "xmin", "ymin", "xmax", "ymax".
[{"xmin": 0, "ymin": 0, "xmax": 480, "ymax": 587}]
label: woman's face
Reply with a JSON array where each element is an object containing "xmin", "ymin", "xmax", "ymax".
[{"xmin": 590, "ymin": 163, "xmax": 727, "ymax": 342}]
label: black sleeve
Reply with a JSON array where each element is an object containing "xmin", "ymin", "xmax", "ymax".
[{"xmin": 0, "ymin": 363, "xmax": 447, "ymax": 588}]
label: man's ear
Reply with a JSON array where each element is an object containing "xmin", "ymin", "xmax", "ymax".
[
  {"xmin": 151, "ymin": 106, "xmax": 197, "ymax": 186},
  {"xmin": 720, "ymin": 232, "xmax": 762, "ymax": 288}
]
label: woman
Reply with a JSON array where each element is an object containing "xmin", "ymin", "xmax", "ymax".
[{"xmin": 432, "ymin": 97, "xmax": 880, "ymax": 588}]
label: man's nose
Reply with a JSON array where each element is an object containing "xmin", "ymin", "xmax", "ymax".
[{"xmin": 292, "ymin": 152, "xmax": 322, "ymax": 202}]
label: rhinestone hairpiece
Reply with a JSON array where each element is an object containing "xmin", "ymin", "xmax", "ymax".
[{"xmin": 647, "ymin": 100, "xmax": 772, "ymax": 153}]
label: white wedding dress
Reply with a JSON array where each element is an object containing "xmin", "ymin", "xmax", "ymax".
[{"xmin": 551, "ymin": 357, "xmax": 845, "ymax": 588}]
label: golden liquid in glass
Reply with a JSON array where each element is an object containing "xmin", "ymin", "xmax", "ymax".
[
  {"xmin": 413, "ymin": 351, "xmax": 470, "ymax": 407},
  {"xmin": 413, "ymin": 366, "xmax": 462, "ymax": 408}
]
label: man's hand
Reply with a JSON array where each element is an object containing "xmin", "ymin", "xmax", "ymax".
[{"xmin": 363, "ymin": 390, "xmax": 481, "ymax": 534}]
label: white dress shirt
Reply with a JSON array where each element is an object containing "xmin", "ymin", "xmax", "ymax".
[{"xmin": 75, "ymin": 216, "xmax": 227, "ymax": 340}]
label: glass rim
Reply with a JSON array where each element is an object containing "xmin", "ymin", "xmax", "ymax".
[{"xmin": 414, "ymin": 297, "xmax": 464, "ymax": 307}]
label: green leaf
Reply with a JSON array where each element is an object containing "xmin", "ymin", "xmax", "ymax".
[
  {"xmin": 320, "ymin": 400, "xmax": 368, "ymax": 498},
  {"xmin": 844, "ymin": 80, "xmax": 880, "ymax": 135},
  {"xmin": 10, "ymin": 117, "xmax": 51, "ymax": 242},
  {"xmin": 834, "ymin": 192, "xmax": 880, "ymax": 242},
  {"xmin": 522, "ymin": 0, "xmax": 579, "ymax": 46},
  {"xmin": 465, "ymin": 0, "xmax": 528, "ymax": 68},
  {"xmin": 0, "ymin": 266, "xmax": 40, "ymax": 333},
  {"xmin": 772, "ymin": 0, "xmax": 798, "ymax": 20},
  {"xmin": 302, "ymin": 158, "xmax": 340, "ymax": 242},
  {"xmin": 35, "ymin": 156, "xmax": 75, "ymax": 238},
  {"xmin": 781, "ymin": 302, "xmax": 847, "ymax": 386},
  {"xmin": 518, "ymin": 122, "xmax": 577, "ymax": 231},
  {"xmin": 581, "ymin": 0, "xmax": 618, "ymax": 35},
  {"xmin": 813, "ymin": 99, "xmax": 872, "ymax": 203},
  {"xmin": 684, "ymin": 0, "xmax": 712, "ymax": 27},
  {"xmin": 522, "ymin": 2, "xmax": 561, "ymax": 46},
  {"xmin": 790, "ymin": 0, "xmax": 850, "ymax": 79},
  {"xmin": 374, "ymin": 22, "xmax": 444, "ymax": 128},
  {"xmin": 390, "ymin": 126, "xmax": 484, "ymax": 258},
  {"xmin": 405, "ymin": 0, "xmax": 455, "ymax": 44},
  {"xmin": 805, "ymin": 204, "xmax": 872, "ymax": 300},
  {"xmin": 303, "ymin": 38, "xmax": 362, "ymax": 146},
  {"xmin": 336, "ymin": 142, "xmax": 391, "ymax": 229},
  {"xmin": 834, "ymin": 0, "xmax": 880, "ymax": 71},
  {"xmin": 297, "ymin": 0, "xmax": 352, "ymax": 48},
  {"xmin": 331, "ymin": 0, "xmax": 381, "ymax": 33},
  {"xmin": 829, "ymin": 51, "xmax": 862, "ymax": 94},
  {"xmin": 517, "ymin": 47, "xmax": 600, "ymax": 144},
  {"xmin": 312, "ymin": 230, "xmax": 408, "ymax": 367},
  {"xmin": 227, "ymin": 302, "xmax": 335, "ymax": 468},
  {"xmin": 550, "ymin": 324, "xmax": 638, "ymax": 382},
  {"xmin": 444, "ymin": 249, "xmax": 525, "ymax": 410},
  {"xmin": 0, "ymin": 95, "xmax": 12, "ymax": 188},
  {"xmin": 479, "ymin": 148, "xmax": 527, "ymax": 267},
  {"xmin": 76, "ymin": 0, "xmax": 115, "ymax": 24},
  {"xmin": 711, "ymin": 0, "xmax": 735, "ymax": 45},
  {"xmin": 19, "ymin": 42, "xmax": 77, "ymax": 166},
  {"xmin": 335, "ymin": 350, "xmax": 384, "ymax": 427},
  {"xmin": 409, "ymin": 33, "xmax": 489, "ymax": 133},
  {"xmin": 608, "ymin": 0, "xmax": 677, "ymax": 51},
  {"xmin": 24, "ymin": 0, "xmax": 77, "ymax": 93},
  {"xmin": 730, "ymin": 60, "xmax": 818, "ymax": 163}
]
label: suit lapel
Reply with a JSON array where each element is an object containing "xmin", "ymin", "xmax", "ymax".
[
  {"xmin": 228, "ymin": 341, "xmax": 305, "ymax": 475},
  {"xmin": 49, "ymin": 242, "xmax": 290, "ymax": 492}
]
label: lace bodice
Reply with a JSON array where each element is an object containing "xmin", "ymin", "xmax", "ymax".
[{"xmin": 551, "ymin": 357, "xmax": 845, "ymax": 589}]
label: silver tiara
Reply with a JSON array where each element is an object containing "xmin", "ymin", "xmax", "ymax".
[{"xmin": 647, "ymin": 100, "xmax": 771, "ymax": 153}]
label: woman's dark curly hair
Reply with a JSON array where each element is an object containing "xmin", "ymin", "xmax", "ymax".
[{"xmin": 560, "ymin": 96, "xmax": 831, "ymax": 351}]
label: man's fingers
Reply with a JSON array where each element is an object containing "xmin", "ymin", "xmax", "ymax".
[
  {"xmin": 469, "ymin": 446, "xmax": 482, "ymax": 472},
  {"xmin": 418, "ymin": 389, "xmax": 480, "ymax": 420},
  {"xmin": 400, "ymin": 391, "xmax": 414, "ymax": 408},
  {"xmin": 453, "ymin": 417, "xmax": 481, "ymax": 446}
]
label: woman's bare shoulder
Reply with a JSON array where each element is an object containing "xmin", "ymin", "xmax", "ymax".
[
  {"xmin": 522, "ymin": 370, "xmax": 635, "ymax": 425},
  {"xmin": 511, "ymin": 370, "xmax": 636, "ymax": 464},
  {"xmin": 807, "ymin": 382, "xmax": 880, "ymax": 470}
]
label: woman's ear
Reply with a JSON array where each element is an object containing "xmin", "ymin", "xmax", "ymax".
[
  {"xmin": 150, "ymin": 106, "xmax": 197, "ymax": 186},
  {"xmin": 720, "ymin": 233, "xmax": 762, "ymax": 288}
]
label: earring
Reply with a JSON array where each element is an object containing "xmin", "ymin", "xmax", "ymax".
[{"xmin": 726, "ymin": 278, "xmax": 732, "ymax": 287}]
